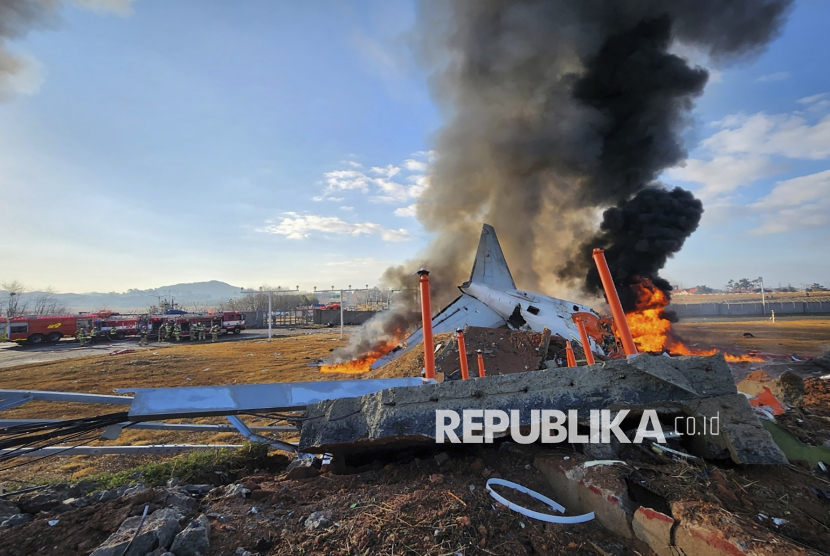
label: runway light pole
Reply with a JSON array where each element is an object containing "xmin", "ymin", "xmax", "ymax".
[
  {"xmin": 592, "ymin": 248, "xmax": 638, "ymax": 357},
  {"xmin": 418, "ymin": 269, "xmax": 436, "ymax": 380},
  {"xmin": 759, "ymin": 276, "xmax": 766, "ymax": 315}
]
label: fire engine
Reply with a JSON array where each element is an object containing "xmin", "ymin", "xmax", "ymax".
[
  {"xmin": 0, "ymin": 312, "xmax": 138, "ymax": 344},
  {"xmin": 145, "ymin": 311, "xmax": 246, "ymax": 339},
  {"xmin": 1, "ymin": 311, "xmax": 245, "ymax": 344}
]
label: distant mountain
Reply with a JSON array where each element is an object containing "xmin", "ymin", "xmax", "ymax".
[{"xmin": 0, "ymin": 281, "xmax": 243, "ymax": 313}]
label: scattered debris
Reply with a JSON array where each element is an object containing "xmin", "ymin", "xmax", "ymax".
[{"xmin": 486, "ymin": 478, "xmax": 595, "ymax": 524}]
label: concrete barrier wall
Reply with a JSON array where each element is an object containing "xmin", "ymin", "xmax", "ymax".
[
  {"xmin": 670, "ymin": 300, "xmax": 830, "ymax": 318},
  {"xmin": 313, "ymin": 310, "xmax": 376, "ymax": 326}
]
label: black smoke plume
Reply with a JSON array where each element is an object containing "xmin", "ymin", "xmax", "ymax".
[
  {"xmin": 406, "ymin": 0, "xmax": 791, "ymax": 305},
  {"xmin": 337, "ymin": 0, "xmax": 794, "ymax": 360},
  {"xmin": 582, "ymin": 187, "xmax": 704, "ymax": 312}
]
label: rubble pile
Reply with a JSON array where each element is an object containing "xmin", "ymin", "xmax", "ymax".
[
  {"xmin": 363, "ymin": 326, "xmax": 584, "ymax": 380},
  {"xmin": 300, "ymin": 354, "xmax": 786, "ymax": 466}
]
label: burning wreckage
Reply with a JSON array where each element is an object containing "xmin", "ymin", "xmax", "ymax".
[
  {"xmin": 4, "ymin": 224, "xmax": 829, "ymax": 555},
  {"xmin": 1, "ymin": 224, "xmax": 790, "ymax": 472}
]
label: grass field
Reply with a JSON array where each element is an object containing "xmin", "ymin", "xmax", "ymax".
[
  {"xmin": 0, "ymin": 318, "xmax": 828, "ymax": 484},
  {"xmin": 674, "ymin": 318, "xmax": 830, "ymax": 357}
]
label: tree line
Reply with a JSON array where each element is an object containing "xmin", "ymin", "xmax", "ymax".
[{"xmin": 1, "ymin": 281, "xmax": 70, "ymax": 318}]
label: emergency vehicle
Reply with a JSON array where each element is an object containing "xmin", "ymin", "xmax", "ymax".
[
  {"xmin": 0, "ymin": 313, "xmax": 141, "ymax": 344},
  {"xmin": 1, "ymin": 311, "xmax": 243, "ymax": 344},
  {"xmin": 145, "ymin": 311, "xmax": 246, "ymax": 339}
]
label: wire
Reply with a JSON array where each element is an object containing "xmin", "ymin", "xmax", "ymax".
[{"xmin": 0, "ymin": 412, "xmax": 133, "ymax": 471}]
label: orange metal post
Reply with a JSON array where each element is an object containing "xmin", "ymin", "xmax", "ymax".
[
  {"xmin": 565, "ymin": 341, "xmax": 577, "ymax": 367},
  {"xmin": 591, "ymin": 248, "xmax": 638, "ymax": 357},
  {"xmin": 576, "ymin": 320, "xmax": 596, "ymax": 365},
  {"xmin": 418, "ymin": 269, "xmax": 436, "ymax": 380},
  {"xmin": 456, "ymin": 328, "xmax": 469, "ymax": 380},
  {"xmin": 477, "ymin": 350, "xmax": 485, "ymax": 377}
]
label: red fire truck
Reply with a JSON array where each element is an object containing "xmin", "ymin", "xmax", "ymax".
[
  {"xmin": 145, "ymin": 311, "xmax": 246, "ymax": 339},
  {"xmin": 1, "ymin": 311, "xmax": 244, "ymax": 345},
  {"xmin": 0, "ymin": 313, "xmax": 141, "ymax": 344}
]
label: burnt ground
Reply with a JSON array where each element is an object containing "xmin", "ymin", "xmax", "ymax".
[{"xmin": 2, "ymin": 443, "xmax": 830, "ymax": 556}]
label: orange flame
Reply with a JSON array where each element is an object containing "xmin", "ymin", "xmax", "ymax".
[
  {"xmin": 625, "ymin": 277, "xmax": 763, "ymax": 363},
  {"xmin": 320, "ymin": 331, "xmax": 405, "ymax": 374}
]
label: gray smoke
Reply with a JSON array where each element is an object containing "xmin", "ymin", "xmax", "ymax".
[
  {"xmin": 0, "ymin": 0, "xmax": 132, "ymax": 100},
  {"xmin": 405, "ymin": 0, "xmax": 791, "ymax": 305},
  {"xmin": 339, "ymin": 0, "xmax": 794, "ymax": 362}
]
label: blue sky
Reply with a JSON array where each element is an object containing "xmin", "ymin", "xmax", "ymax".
[{"xmin": 0, "ymin": 0, "xmax": 828, "ymax": 294}]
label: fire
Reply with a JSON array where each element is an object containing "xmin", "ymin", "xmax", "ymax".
[
  {"xmin": 320, "ymin": 336, "xmax": 403, "ymax": 374},
  {"xmin": 625, "ymin": 277, "xmax": 763, "ymax": 363}
]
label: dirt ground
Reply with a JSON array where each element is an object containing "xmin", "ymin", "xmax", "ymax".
[
  {"xmin": 3, "ymin": 443, "xmax": 829, "ymax": 556},
  {"xmin": 674, "ymin": 318, "xmax": 830, "ymax": 357}
]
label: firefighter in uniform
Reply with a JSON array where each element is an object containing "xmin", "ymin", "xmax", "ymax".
[
  {"xmin": 173, "ymin": 323, "xmax": 182, "ymax": 342},
  {"xmin": 77, "ymin": 327, "xmax": 88, "ymax": 347},
  {"xmin": 210, "ymin": 324, "xmax": 219, "ymax": 342},
  {"xmin": 138, "ymin": 325, "xmax": 148, "ymax": 346},
  {"xmin": 109, "ymin": 325, "xmax": 119, "ymax": 341},
  {"xmin": 89, "ymin": 325, "xmax": 100, "ymax": 345},
  {"xmin": 198, "ymin": 322, "xmax": 206, "ymax": 341}
]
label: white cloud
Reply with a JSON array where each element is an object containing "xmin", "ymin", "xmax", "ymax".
[
  {"xmin": 394, "ymin": 204, "xmax": 417, "ymax": 217},
  {"xmin": 403, "ymin": 158, "xmax": 428, "ymax": 172},
  {"xmin": 749, "ymin": 170, "xmax": 830, "ymax": 235},
  {"xmin": 667, "ymin": 155, "xmax": 778, "ymax": 200},
  {"xmin": 322, "ymin": 169, "xmax": 371, "ymax": 193},
  {"xmin": 703, "ymin": 112, "xmax": 830, "ymax": 160},
  {"xmin": 670, "ymin": 106, "xmax": 830, "ymax": 198},
  {"xmin": 369, "ymin": 164, "xmax": 401, "ymax": 178},
  {"xmin": 339, "ymin": 206, "xmax": 354, "ymax": 211},
  {"xmin": 262, "ymin": 213, "xmax": 410, "ymax": 242},
  {"xmin": 798, "ymin": 93, "xmax": 828, "ymax": 105},
  {"xmin": 314, "ymin": 159, "xmax": 429, "ymax": 204},
  {"xmin": 754, "ymin": 71, "xmax": 790, "ymax": 83},
  {"xmin": 370, "ymin": 176, "xmax": 427, "ymax": 203},
  {"xmin": 751, "ymin": 169, "xmax": 830, "ymax": 210},
  {"xmin": 342, "ymin": 160, "xmax": 363, "ymax": 168}
]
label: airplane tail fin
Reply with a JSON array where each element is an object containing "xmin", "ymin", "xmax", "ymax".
[{"xmin": 468, "ymin": 224, "xmax": 516, "ymax": 290}]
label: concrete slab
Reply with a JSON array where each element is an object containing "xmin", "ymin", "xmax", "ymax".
[{"xmin": 299, "ymin": 354, "xmax": 786, "ymax": 465}]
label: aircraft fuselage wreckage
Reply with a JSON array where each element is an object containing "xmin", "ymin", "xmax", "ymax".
[{"xmin": 371, "ymin": 224, "xmax": 604, "ymax": 370}]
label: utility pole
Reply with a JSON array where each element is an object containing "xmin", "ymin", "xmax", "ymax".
[
  {"xmin": 759, "ymin": 276, "xmax": 766, "ymax": 315},
  {"xmin": 340, "ymin": 289, "xmax": 345, "ymax": 339}
]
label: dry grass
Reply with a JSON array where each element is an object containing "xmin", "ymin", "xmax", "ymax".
[
  {"xmin": 0, "ymin": 332, "xmax": 355, "ymax": 484},
  {"xmin": 674, "ymin": 318, "xmax": 830, "ymax": 357}
]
